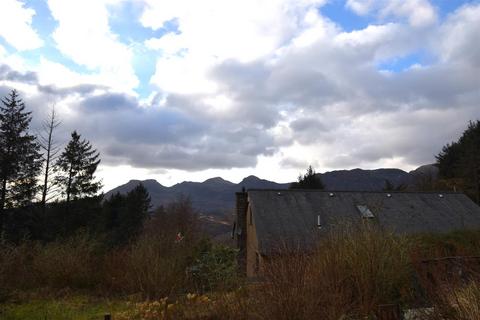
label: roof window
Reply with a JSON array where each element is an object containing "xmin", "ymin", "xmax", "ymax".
[{"xmin": 356, "ymin": 204, "xmax": 375, "ymax": 219}]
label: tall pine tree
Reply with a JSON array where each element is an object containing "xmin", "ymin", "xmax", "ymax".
[
  {"xmin": 55, "ymin": 131, "xmax": 101, "ymax": 204},
  {"xmin": 289, "ymin": 165, "xmax": 325, "ymax": 189},
  {"xmin": 436, "ymin": 121, "xmax": 480, "ymax": 202},
  {"xmin": 0, "ymin": 90, "xmax": 42, "ymax": 229}
]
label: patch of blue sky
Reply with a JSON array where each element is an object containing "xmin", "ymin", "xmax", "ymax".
[
  {"xmin": 320, "ymin": 0, "xmax": 371, "ymax": 32},
  {"xmin": 13, "ymin": 1, "xmax": 91, "ymax": 75},
  {"xmin": 434, "ymin": 0, "xmax": 479, "ymax": 19},
  {"xmin": 132, "ymin": 48, "xmax": 158, "ymax": 98},
  {"xmin": 18, "ymin": 45, "xmax": 93, "ymax": 75},
  {"xmin": 376, "ymin": 51, "xmax": 431, "ymax": 73},
  {"xmin": 109, "ymin": 1, "xmax": 179, "ymax": 45},
  {"xmin": 107, "ymin": 1, "xmax": 179, "ymax": 97},
  {"xmin": 28, "ymin": 0, "xmax": 57, "ymax": 38},
  {"xmin": 0, "ymin": 37, "xmax": 15, "ymax": 54}
]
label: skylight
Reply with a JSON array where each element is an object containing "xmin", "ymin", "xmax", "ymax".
[{"xmin": 356, "ymin": 205, "xmax": 375, "ymax": 219}]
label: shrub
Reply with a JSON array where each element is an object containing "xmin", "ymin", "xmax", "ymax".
[
  {"xmin": 31, "ymin": 232, "xmax": 102, "ymax": 289},
  {"xmin": 187, "ymin": 243, "xmax": 239, "ymax": 292},
  {"xmin": 0, "ymin": 232, "xmax": 102, "ymax": 299},
  {"xmin": 0, "ymin": 238, "xmax": 36, "ymax": 300},
  {"xmin": 104, "ymin": 233, "xmax": 195, "ymax": 298}
]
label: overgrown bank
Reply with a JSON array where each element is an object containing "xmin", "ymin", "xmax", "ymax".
[{"xmin": 2, "ymin": 224, "xmax": 480, "ymax": 319}]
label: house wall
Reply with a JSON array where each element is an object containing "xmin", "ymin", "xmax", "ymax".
[{"xmin": 246, "ymin": 204, "xmax": 262, "ymax": 277}]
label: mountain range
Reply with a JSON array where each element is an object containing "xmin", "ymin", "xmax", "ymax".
[{"xmin": 105, "ymin": 164, "xmax": 439, "ymax": 216}]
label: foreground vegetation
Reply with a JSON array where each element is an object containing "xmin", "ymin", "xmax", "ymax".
[{"xmin": 2, "ymin": 223, "xmax": 480, "ymax": 319}]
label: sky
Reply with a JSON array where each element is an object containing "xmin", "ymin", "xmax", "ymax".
[{"xmin": 0, "ymin": 0, "xmax": 479, "ymax": 191}]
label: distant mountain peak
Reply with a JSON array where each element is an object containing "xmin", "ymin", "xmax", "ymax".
[
  {"xmin": 126, "ymin": 178, "xmax": 158, "ymax": 183},
  {"xmin": 203, "ymin": 177, "xmax": 233, "ymax": 184},
  {"xmin": 241, "ymin": 175, "xmax": 261, "ymax": 182},
  {"xmin": 409, "ymin": 163, "xmax": 439, "ymax": 177}
]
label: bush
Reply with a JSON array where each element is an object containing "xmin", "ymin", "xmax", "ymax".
[
  {"xmin": 187, "ymin": 243, "xmax": 239, "ymax": 292},
  {"xmin": 104, "ymin": 233, "xmax": 195, "ymax": 298},
  {"xmin": 31, "ymin": 232, "xmax": 102, "ymax": 290},
  {"xmin": 0, "ymin": 232, "xmax": 102, "ymax": 299}
]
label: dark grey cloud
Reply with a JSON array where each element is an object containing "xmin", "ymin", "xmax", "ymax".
[
  {"xmin": 78, "ymin": 92, "xmax": 139, "ymax": 113},
  {"xmin": 0, "ymin": 65, "xmax": 38, "ymax": 84},
  {"xmin": 0, "ymin": 74, "xmax": 279, "ymax": 170},
  {"xmin": 38, "ymin": 83, "xmax": 102, "ymax": 97}
]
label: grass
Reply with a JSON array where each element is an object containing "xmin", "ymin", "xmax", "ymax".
[{"xmin": 0, "ymin": 295, "xmax": 129, "ymax": 320}]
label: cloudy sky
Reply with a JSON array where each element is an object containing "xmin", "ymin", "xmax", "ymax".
[{"xmin": 0, "ymin": 0, "xmax": 479, "ymax": 190}]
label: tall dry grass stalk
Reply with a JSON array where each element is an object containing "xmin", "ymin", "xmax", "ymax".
[
  {"xmin": 450, "ymin": 281, "xmax": 480, "ymax": 319},
  {"xmin": 251, "ymin": 224, "xmax": 415, "ymax": 319},
  {"xmin": 413, "ymin": 256, "xmax": 480, "ymax": 320},
  {"xmin": 104, "ymin": 233, "xmax": 194, "ymax": 298},
  {"xmin": 0, "ymin": 231, "xmax": 200, "ymax": 299},
  {"xmin": 0, "ymin": 233, "xmax": 101, "ymax": 295}
]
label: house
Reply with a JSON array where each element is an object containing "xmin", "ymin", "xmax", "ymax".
[{"xmin": 235, "ymin": 189, "xmax": 480, "ymax": 277}]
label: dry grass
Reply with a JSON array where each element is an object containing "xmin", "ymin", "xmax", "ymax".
[
  {"xmin": 0, "ymin": 233, "xmax": 102, "ymax": 296},
  {"xmin": 1, "ymin": 229, "xmax": 206, "ymax": 300},
  {"xmin": 413, "ymin": 256, "xmax": 480, "ymax": 320},
  {"xmin": 249, "ymin": 224, "xmax": 415, "ymax": 319},
  {"xmin": 3, "ymin": 223, "xmax": 480, "ymax": 319},
  {"xmin": 450, "ymin": 281, "xmax": 480, "ymax": 319},
  {"xmin": 103, "ymin": 233, "xmax": 195, "ymax": 298}
]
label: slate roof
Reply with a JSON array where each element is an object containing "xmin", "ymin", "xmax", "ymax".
[{"xmin": 247, "ymin": 190, "xmax": 480, "ymax": 255}]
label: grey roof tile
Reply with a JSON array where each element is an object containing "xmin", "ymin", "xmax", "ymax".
[{"xmin": 247, "ymin": 190, "xmax": 480, "ymax": 255}]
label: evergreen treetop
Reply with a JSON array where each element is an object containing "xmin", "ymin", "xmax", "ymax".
[
  {"xmin": 55, "ymin": 131, "xmax": 102, "ymax": 203},
  {"xmin": 436, "ymin": 120, "xmax": 480, "ymax": 202},
  {"xmin": 0, "ymin": 89, "xmax": 42, "ymax": 211},
  {"xmin": 290, "ymin": 165, "xmax": 325, "ymax": 189}
]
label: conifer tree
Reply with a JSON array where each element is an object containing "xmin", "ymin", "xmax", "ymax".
[
  {"xmin": 102, "ymin": 184, "xmax": 151, "ymax": 246},
  {"xmin": 436, "ymin": 120, "xmax": 480, "ymax": 202},
  {"xmin": 120, "ymin": 184, "xmax": 151, "ymax": 243},
  {"xmin": 289, "ymin": 165, "xmax": 324, "ymax": 189},
  {"xmin": 55, "ymin": 131, "xmax": 101, "ymax": 204},
  {"xmin": 0, "ymin": 90, "xmax": 42, "ymax": 229}
]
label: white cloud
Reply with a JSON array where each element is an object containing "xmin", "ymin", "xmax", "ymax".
[
  {"xmin": 346, "ymin": 0, "xmax": 437, "ymax": 27},
  {"xmin": 47, "ymin": 0, "xmax": 138, "ymax": 92},
  {"xmin": 36, "ymin": 57, "xmax": 110, "ymax": 91},
  {"xmin": 0, "ymin": 0, "xmax": 43, "ymax": 50},
  {"xmin": 346, "ymin": 0, "xmax": 375, "ymax": 15},
  {"xmin": 142, "ymin": 0, "xmax": 327, "ymax": 95},
  {"xmin": 437, "ymin": 4, "xmax": 480, "ymax": 67},
  {"xmin": 381, "ymin": 0, "xmax": 437, "ymax": 27}
]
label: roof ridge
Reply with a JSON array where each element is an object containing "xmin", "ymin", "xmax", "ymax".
[{"xmin": 246, "ymin": 189, "xmax": 462, "ymax": 194}]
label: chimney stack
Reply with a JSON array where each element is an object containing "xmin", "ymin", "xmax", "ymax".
[{"xmin": 235, "ymin": 190, "xmax": 248, "ymax": 274}]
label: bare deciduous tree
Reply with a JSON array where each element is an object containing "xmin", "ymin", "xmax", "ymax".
[{"xmin": 38, "ymin": 106, "xmax": 61, "ymax": 212}]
